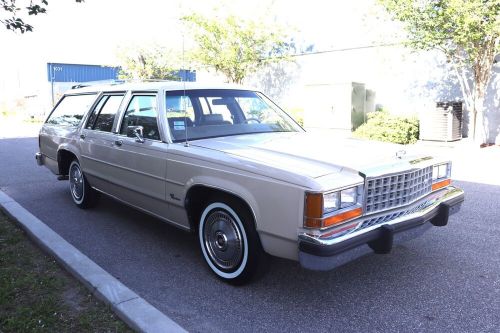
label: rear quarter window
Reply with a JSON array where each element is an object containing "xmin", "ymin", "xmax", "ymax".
[{"xmin": 46, "ymin": 94, "xmax": 97, "ymax": 127}]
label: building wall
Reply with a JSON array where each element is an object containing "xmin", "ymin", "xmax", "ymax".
[{"xmin": 248, "ymin": 46, "xmax": 500, "ymax": 143}]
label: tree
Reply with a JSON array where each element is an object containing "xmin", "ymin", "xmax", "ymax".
[
  {"xmin": 379, "ymin": 0, "xmax": 500, "ymax": 142},
  {"xmin": 1, "ymin": 0, "xmax": 83, "ymax": 33},
  {"xmin": 182, "ymin": 13, "xmax": 294, "ymax": 84},
  {"xmin": 116, "ymin": 45, "xmax": 182, "ymax": 81}
]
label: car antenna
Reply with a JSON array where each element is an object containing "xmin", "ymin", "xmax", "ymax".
[{"xmin": 182, "ymin": 31, "xmax": 189, "ymax": 147}]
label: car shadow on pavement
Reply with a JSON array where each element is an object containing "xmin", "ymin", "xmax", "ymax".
[
  {"xmin": 57, "ymin": 179, "xmax": 499, "ymax": 333},
  {"xmin": 1, "ymin": 137, "xmax": 498, "ymax": 333}
]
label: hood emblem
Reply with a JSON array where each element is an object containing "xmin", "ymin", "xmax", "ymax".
[{"xmin": 396, "ymin": 150, "xmax": 406, "ymax": 159}]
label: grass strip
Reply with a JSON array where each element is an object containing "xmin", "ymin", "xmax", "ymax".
[{"xmin": 0, "ymin": 210, "xmax": 133, "ymax": 333}]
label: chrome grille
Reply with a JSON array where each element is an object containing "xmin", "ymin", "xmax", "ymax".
[
  {"xmin": 360, "ymin": 200, "xmax": 434, "ymax": 230},
  {"xmin": 365, "ymin": 167, "xmax": 433, "ymax": 214}
]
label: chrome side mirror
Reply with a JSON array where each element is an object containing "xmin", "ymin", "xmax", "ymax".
[{"xmin": 127, "ymin": 125, "xmax": 145, "ymax": 143}]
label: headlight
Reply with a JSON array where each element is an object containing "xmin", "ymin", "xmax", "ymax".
[
  {"xmin": 432, "ymin": 162, "xmax": 452, "ymax": 191},
  {"xmin": 323, "ymin": 192, "xmax": 339, "ymax": 214},
  {"xmin": 323, "ymin": 187, "xmax": 359, "ymax": 214},
  {"xmin": 432, "ymin": 163, "xmax": 449, "ymax": 180},
  {"xmin": 341, "ymin": 187, "xmax": 358, "ymax": 208},
  {"xmin": 304, "ymin": 185, "xmax": 363, "ymax": 229}
]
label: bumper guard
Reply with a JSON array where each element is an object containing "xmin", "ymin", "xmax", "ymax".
[{"xmin": 298, "ymin": 186, "xmax": 464, "ymax": 271}]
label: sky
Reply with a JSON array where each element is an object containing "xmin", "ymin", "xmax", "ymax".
[
  {"xmin": 1, "ymin": 0, "xmax": 382, "ymax": 62},
  {"xmin": 0, "ymin": 0, "xmax": 386, "ymax": 98}
]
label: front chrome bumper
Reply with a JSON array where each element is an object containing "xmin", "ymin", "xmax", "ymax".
[{"xmin": 298, "ymin": 186, "xmax": 464, "ymax": 271}]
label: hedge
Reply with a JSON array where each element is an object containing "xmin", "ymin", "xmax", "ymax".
[{"xmin": 353, "ymin": 111, "xmax": 419, "ymax": 145}]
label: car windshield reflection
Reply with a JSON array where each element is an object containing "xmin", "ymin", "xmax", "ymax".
[{"xmin": 165, "ymin": 89, "xmax": 303, "ymax": 142}]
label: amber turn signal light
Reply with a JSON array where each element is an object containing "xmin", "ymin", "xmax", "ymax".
[
  {"xmin": 324, "ymin": 207, "xmax": 363, "ymax": 227},
  {"xmin": 304, "ymin": 192, "xmax": 363, "ymax": 229},
  {"xmin": 305, "ymin": 193, "xmax": 323, "ymax": 218},
  {"xmin": 432, "ymin": 178, "xmax": 451, "ymax": 191},
  {"xmin": 304, "ymin": 217, "xmax": 323, "ymax": 229}
]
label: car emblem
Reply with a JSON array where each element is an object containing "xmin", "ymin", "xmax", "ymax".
[{"xmin": 396, "ymin": 150, "xmax": 406, "ymax": 159}]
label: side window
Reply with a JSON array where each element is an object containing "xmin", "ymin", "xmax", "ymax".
[
  {"xmin": 166, "ymin": 95, "xmax": 195, "ymax": 133},
  {"xmin": 120, "ymin": 95, "xmax": 160, "ymax": 140},
  {"xmin": 85, "ymin": 96, "xmax": 107, "ymax": 129},
  {"xmin": 91, "ymin": 95, "xmax": 124, "ymax": 132},
  {"xmin": 46, "ymin": 94, "xmax": 96, "ymax": 127}
]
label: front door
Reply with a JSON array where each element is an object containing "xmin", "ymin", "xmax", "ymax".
[{"xmin": 106, "ymin": 93, "xmax": 170, "ymax": 221}]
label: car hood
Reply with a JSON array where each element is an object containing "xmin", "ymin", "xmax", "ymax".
[{"xmin": 191, "ymin": 132, "xmax": 430, "ymax": 179}]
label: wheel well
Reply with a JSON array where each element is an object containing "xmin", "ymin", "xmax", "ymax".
[
  {"xmin": 57, "ymin": 150, "xmax": 76, "ymax": 175},
  {"xmin": 185, "ymin": 186, "xmax": 256, "ymax": 232}
]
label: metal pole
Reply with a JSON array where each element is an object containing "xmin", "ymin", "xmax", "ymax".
[{"xmin": 50, "ymin": 64, "xmax": 55, "ymax": 107}]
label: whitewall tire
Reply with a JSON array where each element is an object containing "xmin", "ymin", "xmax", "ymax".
[
  {"xmin": 68, "ymin": 160, "xmax": 99, "ymax": 209},
  {"xmin": 198, "ymin": 197, "xmax": 265, "ymax": 284}
]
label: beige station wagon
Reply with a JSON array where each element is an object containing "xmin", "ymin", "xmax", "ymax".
[{"xmin": 36, "ymin": 82, "xmax": 464, "ymax": 284}]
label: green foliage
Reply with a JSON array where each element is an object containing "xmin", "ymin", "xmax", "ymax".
[
  {"xmin": 182, "ymin": 13, "xmax": 294, "ymax": 84},
  {"xmin": 378, "ymin": 0, "xmax": 499, "ymax": 142},
  {"xmin": 353, "ymin": 111, "xmax": 419, "ymax": 145},
  {"xmin": 379, "ymin": 0, "xmax": 499, "ymax": 63},
  {"xmin": 1, "ymin": 0, "xmax": 84, "ymax": 33},
  {"xmin": 117, "ymin": 45, "xmax": 181, "ymax": 81}
]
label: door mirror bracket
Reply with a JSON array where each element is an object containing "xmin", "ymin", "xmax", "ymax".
[{"xmin": 127, "ymin": 126, "xmax": 145, "ymax": 143}]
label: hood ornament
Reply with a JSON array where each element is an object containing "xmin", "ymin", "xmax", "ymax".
[{"xmin": 396, "ymin": 150, "xmax": 406, "ymax": 159}]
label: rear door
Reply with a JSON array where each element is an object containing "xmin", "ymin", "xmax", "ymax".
[{"xmin": 79, "ymin": 92, "xmax": 126, "ymax": 189}]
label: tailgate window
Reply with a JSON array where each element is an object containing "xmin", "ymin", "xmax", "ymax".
[{"xmin": 46, "ymin": 94, "xmax": 97, "ymax": 127}]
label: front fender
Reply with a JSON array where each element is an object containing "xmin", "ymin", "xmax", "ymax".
[{"xmin": 184, "ymin": 175, "xmax": 262, "ymax": 229}]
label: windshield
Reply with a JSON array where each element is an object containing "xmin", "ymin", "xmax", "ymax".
[{"xmin": 165, "ymin": 89, "xmax": 303, "ymax": 142}]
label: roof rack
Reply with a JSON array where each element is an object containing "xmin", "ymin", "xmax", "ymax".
[
  {"xmin": 70, "ymin": 79, "xmax": 182, "ymax": 89},
  {"xmin": 71, "ymin": 84, "xmax": 89, "ymax": 89}
]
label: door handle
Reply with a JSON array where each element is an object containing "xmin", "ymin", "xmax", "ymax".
[
  {"xmin": 114, "ymin": 140, "xmax": 123, "ymax": 147},
  {"xmin": 80, "ymin": 134, "xmax": 86, "ymax": 139}
]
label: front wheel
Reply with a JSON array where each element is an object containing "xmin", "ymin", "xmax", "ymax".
[
  {"xmin": 69, "ymin": 160, "xmax": 99, "ymax": 209},
  {"xmin": 199, "ymin": 197, "xmax": 265, "ymax": 284}
]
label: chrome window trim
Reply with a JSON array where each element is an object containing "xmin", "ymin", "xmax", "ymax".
[
  {"xmin": 115, "ymin": 92, "xmax": 164, "ymax": 142},
  {"xmin": 83, "ymin": 92, "xmax": 126, "ymax": 132},
  {"xmin": 44, "ymin": 92, "xmax": 99, "ymax": 128},
  {"xmin": 79, "ymin": 91, "xmax": 104, "ymax": 131}
]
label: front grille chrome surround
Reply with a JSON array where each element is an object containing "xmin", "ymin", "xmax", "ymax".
[
  {"xmin": 360, "ymin": 200, "xmax": 434, "ymax": 230},
  {"xmin": 365, "ymin": 167, "xmax": 433, "ymax": 215}
]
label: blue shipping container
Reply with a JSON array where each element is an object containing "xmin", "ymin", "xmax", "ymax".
[
  {"xmin": 47, "ymin": 63, "xmax": 196, "ymax": 83},
  {"xmin": 47, "ymin": 63, "xmax": 120, "ymax": 83},
  {"xmin": 175, "ymin": 69, "xmax": 196, "ymax": 82}
]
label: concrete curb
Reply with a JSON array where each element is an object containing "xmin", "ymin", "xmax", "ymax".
[{"xmin": 0, "ymin": 190, "xmax": 186, "ymax": 333}]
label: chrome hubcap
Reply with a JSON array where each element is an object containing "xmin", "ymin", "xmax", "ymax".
[
  {"xmin": 69, "ymin": 164, "xmax": 84, "ymax": 201},
  {"xmin": 204, "ymin": 210, "xmax": 243, "ymax": 271}
]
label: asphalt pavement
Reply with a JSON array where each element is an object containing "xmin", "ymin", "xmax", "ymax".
[{"xmin": 1, "ymin": 137, "xmax": 499, "ymax": 332}]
